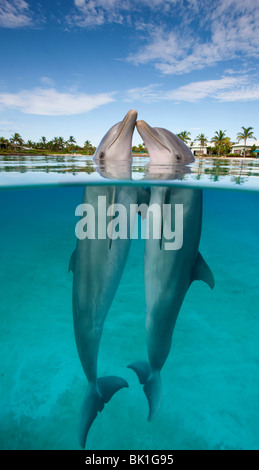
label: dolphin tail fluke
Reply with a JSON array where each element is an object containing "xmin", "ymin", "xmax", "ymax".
[
  {"xmin": 127, "ymin": 360, "xmax": 150, "ymax": 384},
  {"xmin": 127, "ymin": 361, "xmax": 161, "ymax": 421},
  {"xmin": 79, "ymin": 376, "xmax": 128, "ymax": 448},
  {"xmin": 144, "ymin": 371, "xmax": 162, "ymax": 421}
]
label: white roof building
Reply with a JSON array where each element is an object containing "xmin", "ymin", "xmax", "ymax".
[
  {"xmin": 231, "ymin": 139, "xmax": 259, "ymax": 155},
  {"xmin": 188, "ymin": 140, "xmax": 259, "ymax": 156},
  {"xmin": 189, "ymin": 142, "xmax": 216, "ymax": 156}
]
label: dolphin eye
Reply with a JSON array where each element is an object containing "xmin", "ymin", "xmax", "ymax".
[
  {"xmin": 99, "ymin": 152, "xmax": 105, "ymax": 161},
  {"xmin": 176, "ymin": 154, "xmax": 182, "ymax": 161}
]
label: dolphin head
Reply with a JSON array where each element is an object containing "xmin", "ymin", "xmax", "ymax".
[
  {"xmin": 94, "ymin": 109, "xmax": 138, "ymax": 165},
  {"xmin": 136, "ymin": 120, "xmax": 195, "ymax": 164}
]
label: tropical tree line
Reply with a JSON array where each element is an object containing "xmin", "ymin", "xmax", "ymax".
[
  {"xmin": 177, "ymin": 126, "xmax": 257, "ymax": 157},
  {"xmin": 0, "ymin": 126, "xmax": 257, "ymax": 157},
  {"xmin": 0, "ymin": 133, "xmax": 96, "ymax": 155},
  {"xmin": 132, "ymin": 143, "xmax": 147, "ymax": 153}
]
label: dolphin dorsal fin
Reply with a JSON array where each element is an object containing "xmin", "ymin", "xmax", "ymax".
[
  {"xmin": 69, "ymin": 249, "xmax": 76, "ymax": 273},
  {"xmin": 192, "ymin": 252, "xmax": 215, "ymax": 289}
]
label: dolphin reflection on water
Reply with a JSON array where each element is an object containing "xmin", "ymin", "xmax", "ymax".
[{"xmin": 69, "ymin": 112, "xmax": 215, "ymax": 447}]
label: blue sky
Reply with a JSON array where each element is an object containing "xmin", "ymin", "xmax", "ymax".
[{"xmin": 0, "ymin": 0, "xmax": 258, "ymax": 146}]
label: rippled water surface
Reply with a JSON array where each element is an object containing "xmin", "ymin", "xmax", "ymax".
[{"xmin": 0, "ymin": 155, "xmax": 259, "ymax": 190}]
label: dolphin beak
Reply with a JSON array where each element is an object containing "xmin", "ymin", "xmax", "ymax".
[
  {"xmin": 119, "ymin": 109, "xmax": 138, "ymax": 134},
  {"xmin": 122, "ymin": 109, "xmax": 138, "ymax": 133},
  {"xmin": 136, "ymin": 120, "xmax": 157, "ymax": 139},
  {"xmin": 127, "ymin": 109, "xmax": 138, "ymax": 120},
  {"xmin": 108, "ymin": 109, "xmax": 138, "ymax": 151},
  {"xmin": 136, "ymin": 120, "xmax": 170, "ymax": 153}
]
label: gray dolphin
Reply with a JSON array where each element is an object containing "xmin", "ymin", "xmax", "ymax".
[
  {"xmin": 135, "ymin": 119, "xmax": 195, "ymax": 165},
  {"xmin": 128, "ymin": 120, "xmax": 215, "ymax": 421},
  {"xmin": 70, "ymin": 110, "xmax": 138, "ymax": 447}
]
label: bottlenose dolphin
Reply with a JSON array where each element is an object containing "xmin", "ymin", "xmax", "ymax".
[
  {"xmin": 129, "ymin": 120, "xmax": 215, "ymax": 421},
  {"xmin": 70, "ymin": 110, "xmax": 138, "ymax": 447},
  {"xmin": 135, "ymin": 120, "xmax": 195, "ymax": 165}
]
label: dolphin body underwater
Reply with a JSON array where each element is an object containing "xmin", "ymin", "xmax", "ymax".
[
  {"xmin": 128, "ymin": 120, "xmax": 215, "ymax": 421},
  {"xmin": 69, "ymin": 110, "xmax": 139, "ymax": 448}
]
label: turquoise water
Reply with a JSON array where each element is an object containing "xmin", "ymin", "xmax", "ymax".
[{"xmin": 0, "ymin": 156, "xmax": 259, "ymax": 450}]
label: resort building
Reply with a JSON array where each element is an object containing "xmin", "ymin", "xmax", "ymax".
[
  {"xmin": 189, "ymin": 140, "xmax": 259, "ymax": 157},
  {"xmin": 231, "ymin": 140, "xmax": 259, "ymax": 156},
  {"xmin": 189, "ymin": 142, "xmax": 216, "ymax": 156}
]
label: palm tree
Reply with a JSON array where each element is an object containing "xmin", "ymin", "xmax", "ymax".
[
  {"xmin": 10, "ymin": 132, "xmax": 24, "ymax": 150},
  {"xmin": 52, "ymin": 136, "xmax": 65, "ymax": 151},
  {"xmin": 211, "ymin": 130, "xmax": 227, "ymax": 156},
  {"xmin": 236, "ymin": 126, "xmax": 256, "ymax": 157},
  {"xmin": 26, "ymin": 140, "xmax": 34, "ymax": 149},
  {"xmin": 0, "ymin": 136, "xmax": 9, "ymax": 149},
  {"xmin": 67, "ymin": 136, "xmax": 76, "ymax": 153},
  {"xmin": 136, "ymin": 143, "xmax": 147, "ymax": 153},
  {"xmin": 221, "ymin": 137, "xmax": 232, "ymax": 156},
  {"xmin": 40, "ymin": 136, "xmax": 47, "ymax": 149},
  {"xmin": 195, "ymin": 133, "xmax": 208, "ymax": 155},
  {"xmin": 177, "ymin": 131, "xmax": 191, "ymax": 144},
  {"xmin": 52, "ymin": 137, "xmax": 60, "ymax": 150},
  {"xmin": 68, "ymin": 135, "xmax": 76, "ymax": 144},
  {"xmin": 58, "ymin": 136, "xmax": 65, "ymax": 150},
  {"xmin": 84, "ymin": 140, "xmax": 95, "ymax": 155}
]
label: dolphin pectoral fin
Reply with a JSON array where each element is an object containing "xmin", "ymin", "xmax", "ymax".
[
  {"xmin": 79, "ymin": 376, "xmax": 128, "ymax": 448},
  {"xmin": 69, "ymin": 249, "xmax": 76, "ymax": 274},
  {"xmin": 127, "ymin": 361, "xmax": 150, "ymax": 384},
  {"xmin": 127, "ymin": 362, "xmax": 161, "ymax": 421},
  {"xmin": 192, "ymin": 252, "xmax": 215, "ymax": 289}
]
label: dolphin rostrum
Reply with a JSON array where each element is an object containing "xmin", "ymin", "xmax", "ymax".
[
  {"xmin": 70, "ymin": 110, "xmax": 138, "ymax": 447},
  {"xmin": 135, "ymin": 119, "xmax": 195, "ymax": 165},
  {"xmin": 128, "ymin": 120, "xmax": 215, "ymax": 421}
]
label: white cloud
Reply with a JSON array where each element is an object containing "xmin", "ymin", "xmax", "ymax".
[
  {"xmin": 0, "ymin": 0, "xmax": 32, "ymax": 28},
  {"xmin": 67, "ymin": 0, "xmax": 125, "ymax": 27},
  {"xmin": 126, "ymin": 0, "xmax": 259, "ymax": 75},
  {"xmin": 128, "ymin": 28, "xmax": 190, "ymax": 66},
  {"xmin": 0, "ymin": 87, "xmax": 116, "ymax": 115},
  {"xmin": 67, "ymin": 0, "xmax": 181, "ymax": 28},
  {"xmin": 165, "ymin": 77, "xmax": 245, "ymax": 103},
  {"xmin": 39, "ymin": 76, "xmax": 55, "ymax": 87},
  {"xmin": 125, "ymin": 84, "xmax": 163, "ymax": 103},
  {"xmin": 217, "ymin": 85, "xmax": 259, "ymax": 102},
  {"xmin": 124, "ymin": 75, "xmax": 259, "ymax": 104}
]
